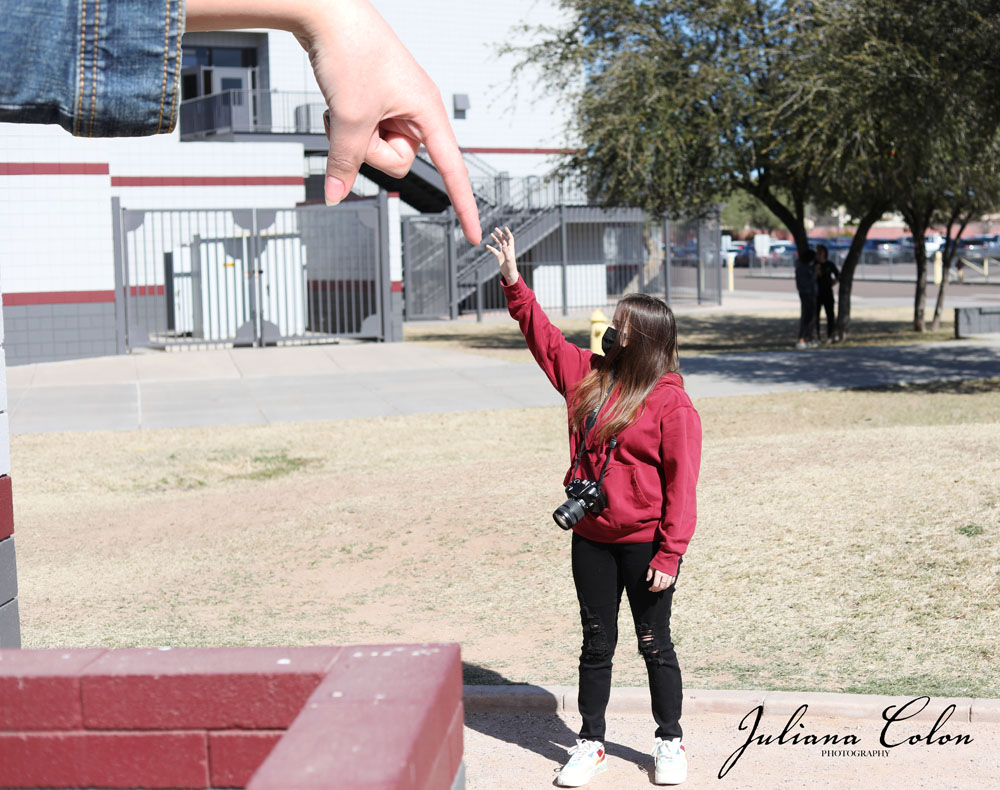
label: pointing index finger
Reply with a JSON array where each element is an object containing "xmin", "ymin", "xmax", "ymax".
[{"xmin": 420, "ymin": 107, "xmax": 482, "ymax": 246}]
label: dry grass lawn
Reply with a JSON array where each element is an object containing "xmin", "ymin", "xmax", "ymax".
[{"xmin": 10, "ymin": 377, "xmax": 999, "ymax": 697}]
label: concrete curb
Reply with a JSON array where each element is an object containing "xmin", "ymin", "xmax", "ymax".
[{"xmin": 463, "ymin": 685, "xmax": 1000, "ymax": 722}]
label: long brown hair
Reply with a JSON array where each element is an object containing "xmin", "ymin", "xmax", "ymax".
[{"xmin": 569, "ymin": 293, "xmax": 682, "ymax": 446}]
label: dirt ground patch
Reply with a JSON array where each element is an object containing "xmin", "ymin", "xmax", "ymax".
[{"xmin": 10, "ymin": 381, "xmax": 1000, "ymax": 696}]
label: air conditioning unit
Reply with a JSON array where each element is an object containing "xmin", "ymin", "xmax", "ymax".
[{"xmin": 294, "ymin": 104, "xmax": 327, "ymax": 134}]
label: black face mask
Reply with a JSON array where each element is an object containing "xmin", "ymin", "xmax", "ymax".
[{"xmin": 602, "ymin": 326, "xmax": 618, "ymax": 355}]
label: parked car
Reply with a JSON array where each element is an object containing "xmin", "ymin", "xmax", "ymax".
[
  {"xmin": 899, "ymin": 233, "xmax": 944, "ymax": 255},
  {"xmin": 955, "ymin": 235, "xmax": 996, "ymax": 257},
  {"xmin": 727, "ymin": 239, "xmax": 753, "ymax": 267},
  {"xmin": 862, "ymin": 238, "xmax": 901, "ymax": 262}
]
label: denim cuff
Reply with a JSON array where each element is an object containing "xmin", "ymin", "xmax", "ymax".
[
  {"xmin": 0, "ymin": 0, "xmax": 185, "ymax": 137},
  {"xmin": 78, "ymin": 0, "xmax": 186, "ymax": 136}
]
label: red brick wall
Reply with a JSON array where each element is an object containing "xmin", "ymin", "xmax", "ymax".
[{"xmin": 0, "ymin": 643, "xmax": 463, "ymax": 789}]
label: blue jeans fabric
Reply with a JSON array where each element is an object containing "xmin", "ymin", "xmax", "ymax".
[
  {"xmin": 571, "ymin": 531, "xmax": 684, "ymax": 743},
  {"xmin": 0, "ymin": 0, "xmax": 184, "ymax": 137}
]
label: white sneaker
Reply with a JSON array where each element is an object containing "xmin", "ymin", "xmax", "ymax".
[
  {"xmin": 652, "ymin": 736, "xmax": 687, "ymax": 784},
  {"xmin": 795, "ymin": 339, "xmax": 808, "ymax": 349},
  {"xmin": 556, "ymin": 738, "xmax": 608, "ymax": 787}
]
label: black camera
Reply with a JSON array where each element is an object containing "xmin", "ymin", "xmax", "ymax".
[
  {"xmin": 553, "ymin": 478, "xmax": 608, "ymax": 530},
  {"xmin": 556, "ymin": 389, "xmax": 618, "ymax": 531}
]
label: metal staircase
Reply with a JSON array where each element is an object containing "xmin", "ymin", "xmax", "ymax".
[{"xmin": 401, "ymin": 150, "xmax": 589, "ymax": 319}]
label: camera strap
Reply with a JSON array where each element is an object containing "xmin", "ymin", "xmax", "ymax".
[{"xmin": 568, "ymin": 386, "xmax": 618, "ymax": 487}]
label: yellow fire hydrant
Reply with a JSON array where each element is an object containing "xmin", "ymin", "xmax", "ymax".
[{"xmin": 591, "ymin": 308, "xmax": 610, "ymax": 354}]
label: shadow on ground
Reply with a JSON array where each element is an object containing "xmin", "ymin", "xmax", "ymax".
[
  {"xmin": 406, "ymin": 314, "xmax": 955, "ymax": 357},
  {"xmin": 462, "ymin": 662, "xmax": 658, "ymax": 786},
  {"xmin": 674, "ymin": 314, "xmax": 953, "ymax": 354},
  {"xmin": 680, "ymin": 342, "xmax": 1000, "ymax": 390}
]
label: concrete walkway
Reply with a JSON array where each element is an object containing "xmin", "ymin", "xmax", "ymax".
[
  {"xmin": 462, "ymin": 684, "xmax": 1000, "ymax": 788},
  {"xmin": 463, "ymin": 707, "xmax": 1000, "ymax": 789},
  {"xmin": 4, "ymin": 334, "xmax": 999, "ymax": 434}
]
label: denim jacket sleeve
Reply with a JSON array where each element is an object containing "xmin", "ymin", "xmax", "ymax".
[{"xmin": 0, "ymin": 0, "xmax": 185, "ymax": 137}]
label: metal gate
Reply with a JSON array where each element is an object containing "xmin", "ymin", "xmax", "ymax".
[
  {"xmin": 401, "ymin": 214, "xmax": 455, "ymax": 319},
  {"xmin": 111, "ymin": 196, "xmax": 389, "ymax": 349}
]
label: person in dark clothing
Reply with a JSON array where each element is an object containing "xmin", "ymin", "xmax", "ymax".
[
  {"xmin": 795, "ymin": 248, "xmax": 818, "ymax": 349},
  {"xmin": 815, "ymin": 244, "xmax": 841, "ymax": 343}
]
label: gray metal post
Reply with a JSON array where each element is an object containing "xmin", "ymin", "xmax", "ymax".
[
  {"xmin": 110, "ymin": 196, "xmax": 128, "ymax": 354},
  {"xmin": 447, "ymin": 210, "xmax": 458, "ymax": 320},
  {"xmin": 560, "ymin": 204, "xmax": 569, "ymax": 316},
  {"xmin": 255, "ymin": 212, "xmax": 266, "ymax": 347},
  {"xmin": 663, "ymin": 217, "xmax": 672, "ymax": 303},
  {"xmin": 164, "ymin": 252, "xmax": 175, "ymax": 333},
  {"xmin": 715, "ymin": 204, "xmax": 724, "ymax": 304},
  {"xmin": 376, "ymin": 189, "xmax": 392, "ymax": 341},
  {"xmin": 696, "ymin": 218, "xmax": 703, "ymax": 303},
  {"xmin": 637, "ymin": 219, "xmax": 645, "ymax": 292},
  {"xmin": 401, "ymin": 217, "xmax": 410, "ymax": 321},
  {"xmin": 475, "ymin": 270, "xmax": 483, "ymax": 323},
  {"xmin": 191, "ymin": 237, "xmax": 204, "ymax": 339}
]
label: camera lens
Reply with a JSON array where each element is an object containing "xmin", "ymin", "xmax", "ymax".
[{"xmin": 553, "ymin": 498, "xmax": 586, "ymax": 530}]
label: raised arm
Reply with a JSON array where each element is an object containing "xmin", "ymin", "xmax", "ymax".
[{"xmin": 487, "ymin": 226, "xmax": 593, "ymax": 398}]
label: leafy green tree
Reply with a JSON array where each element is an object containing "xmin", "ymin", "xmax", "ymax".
[
  {"xmin": 721, "ymin": 191, "xmax": 792, "ymax": 237},
  {"xmin": 839, "ymin": 0, "xmax": 1000, "ymax": 331},
  {"xmin": 504, "ymin": 0, "xmax": 822, "ymax": 259},
  {"xmin": 506, "ymin": 0, "xmax": 1000, "ymax": 337}
]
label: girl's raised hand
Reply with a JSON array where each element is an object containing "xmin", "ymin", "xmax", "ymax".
[{"xmin": 486, "ymin": 226, "xmax": 518, "ymax": 284}]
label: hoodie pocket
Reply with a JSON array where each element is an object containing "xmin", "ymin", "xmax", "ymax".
[{"xmin": 601, "ymin": 463, "xmax": 655, "ymax": 526}]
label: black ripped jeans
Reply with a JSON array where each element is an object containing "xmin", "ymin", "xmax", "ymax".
[{"xmin": 571, "ymin": 531, "xmax": 684, "ymax": 743}]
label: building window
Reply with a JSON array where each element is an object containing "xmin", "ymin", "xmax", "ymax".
[
  {"xmin": 182, "ymin": 46, "xmax": 257, "ymax": 68},
  {"xmin": 453, "ymin": 93, "xmax": 470, "ymax": 120}
]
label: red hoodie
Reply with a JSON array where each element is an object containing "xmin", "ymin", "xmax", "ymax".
[{"xmin": 502, "ymin": 272, "xmax": 702, "ymax": 576}]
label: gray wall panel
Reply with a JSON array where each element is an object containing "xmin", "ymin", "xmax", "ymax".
[
  {"xmin": 3, "ymin": 302, "xmax": 117, "ymax": 366},
  {"xmin": 0, "ymin": 536, "xmax": 16, "ymax": 605},
  {"xmin": 0, "ymin": 598, "xmax": 19, "ymax": 648}
]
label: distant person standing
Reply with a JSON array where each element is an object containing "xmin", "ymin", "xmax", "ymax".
[
  {"xmin": 795, "ymin": 248, "xmax": 818, "ymax": 349},
  {"xmin": 815, "ymin": 245, "xmax": 841, "ymax": 343}
]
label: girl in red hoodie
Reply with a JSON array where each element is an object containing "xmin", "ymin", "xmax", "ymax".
[{"xmin": 487, "ymin": 226, "xmax": 702, "ymax": 787}]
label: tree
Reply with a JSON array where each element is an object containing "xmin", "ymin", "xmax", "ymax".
[
  {"xmin": 504, "ymin": 0, "xmax": 824, "ymax": 261},
  {"xmin": 505, "ymin": 0, "xmax": 893, "ymax": 339},
  {"xmin": 783, "ymin": 0, "xmax": 1000, "ymax": 333},
  {"xmin": 506, "ymin": 0, "xmax": 1000, "ymax": 338},
  {"xmin": 722, "ymin": 190, "xmax": 794, "ymax": 237}
]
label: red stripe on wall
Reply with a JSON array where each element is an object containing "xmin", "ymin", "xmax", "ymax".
[
  {"xmin": 3, "ymin": 291, "xmax": 115, "ymax": 306},
  {"xmin": 391, "ymin": 281, "xmax": 402, "ymax": 292},
  {"xmin": 459, "ymin": 147, "xmax": 581, "ymax": 155},
  {"xmin": 111, "ymin": 176, "xmax": 304, "ymax": 187},
  {"xmin": 0, "ymin": 475, "xmax": 13, "ymax": 541},
  {"xmin": 0, "ymin": 163, "xmax": 110, "ymax": 175},
  {"xmin": 129, "ymin": 285, "xmax": 165, "ymax": 297}
]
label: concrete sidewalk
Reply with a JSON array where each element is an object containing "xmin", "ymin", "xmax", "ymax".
[
  {"xmin": 3, "ymin": 335, "xmax": 999, "ymax": 434},
  {"xmin": 463, "ymin": 686, "xmax": 1000, "ymax": 788},
  {"xmin": 463, "ymin": 709, "xmax": 1000, "ymax": 789}
]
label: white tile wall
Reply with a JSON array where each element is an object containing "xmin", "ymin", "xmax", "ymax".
[{"xmin": 0, "ymin": 125, "xmax": 306, "ymax": 294}]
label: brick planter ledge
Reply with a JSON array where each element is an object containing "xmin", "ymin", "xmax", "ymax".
[{"xmin": 0, "ymin": 644, "xmax": 464, "ymax": 790}]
